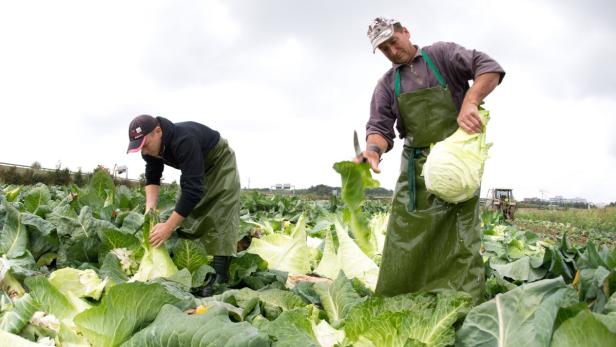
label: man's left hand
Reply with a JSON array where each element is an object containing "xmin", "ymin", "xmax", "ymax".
[
  {"xmin": 457, "ymin": 103, "xmax": 483, "ymax": 133},
  {"xmin": 149, "ymin": 222, "xmax": 175, "ymax": 248}
]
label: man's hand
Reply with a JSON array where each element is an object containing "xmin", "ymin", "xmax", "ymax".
[
  {"xmin": 149, "ymin": 222, "xmax": 175, "ymax": 248},
  {"xmin": 149, "ymin": 211, "xmax": 185, "ymax": 248},
  {"xmin": 457, "ymin": 102, "xmax": 483, "ymax": 134},
  {"xmin": 354, "ymin": 150, "xmax": 381, "ymax": 173},
  {"xmin": 458, "ymin": 72, "xmax": 501, "ymax": 134},
  {"xmin": 355, "ymin": 134, "xmax": 388, "ymax": 173}
]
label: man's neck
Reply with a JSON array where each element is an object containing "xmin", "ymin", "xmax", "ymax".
[{"xmin": 406, "ymin": 45, "xmax": 418, "ymax": 64}]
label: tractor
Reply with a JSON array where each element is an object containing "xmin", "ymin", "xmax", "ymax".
[{"xmin": 484, "ymin": 188, "xmax": 517, "ymax": 220}]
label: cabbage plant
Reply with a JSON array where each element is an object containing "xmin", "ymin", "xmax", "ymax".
[
  {"xmin": 131, "ymin": 210, "xmax": 178, "ymax": 282},
  {"xmin": 422, "ymin": 108, "xmax": 492, "ymax": 203}
]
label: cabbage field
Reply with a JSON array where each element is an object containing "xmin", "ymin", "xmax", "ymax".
[{"xmin": 1, "ymin": 165, "xmax": 615, "ymax": 346}]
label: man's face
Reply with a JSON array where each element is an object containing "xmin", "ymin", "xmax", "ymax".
[
  {"xmin": 378, "ymin": 28, "xmax": 414, "ymax": 64},
  {"xmin": 141, "ymin": 127, "xmax": 163, "ymax": 157}
]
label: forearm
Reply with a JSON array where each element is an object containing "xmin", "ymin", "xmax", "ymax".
[
  {"xmin": 144, "ymin": 184, "xmax": 160, "ymax": 212},
  {"xmin": 463, "ymin": 72, "xmax": 501, "ymax": 106},
  {"xmin": 164, "ymin": 211, "xmax": 185, "ymax": 229}
]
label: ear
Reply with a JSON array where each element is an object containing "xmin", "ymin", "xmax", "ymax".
[{"xmin": 402, "ymin": 27, "xmax": 410, "ymax": 38}]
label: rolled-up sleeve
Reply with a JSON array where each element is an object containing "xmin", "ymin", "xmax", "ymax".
[
  {"xmin": 175, "ymin": 137, "xmax": 205, "ymax": 217},
  {"xmin": 367, "ymin": 77, "xmax": 397, "ymax": 151},
  {"xmin": 440, "ymin": 41, "xmax": 505, "ymax": 84},
  {"xmin": 143, "ymin": 155, "xmax": 164, "ymax": 186}
]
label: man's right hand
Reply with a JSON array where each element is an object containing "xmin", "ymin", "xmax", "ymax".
[
  {"xmin": 354, "ymin": 150, "xmax": 381, "ymax": 173},
  {"xmin": 355, "ymin": 134, "xmax": 388, "ymax": 174}
]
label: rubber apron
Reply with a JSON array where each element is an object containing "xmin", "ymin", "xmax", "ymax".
[
  {"xmin": 178, "ymin": 138, "xmax": 240, "ymax": 256},
  {"xmin": 374, "ymin": 50, "xmax": 484, "ymax": 302}
]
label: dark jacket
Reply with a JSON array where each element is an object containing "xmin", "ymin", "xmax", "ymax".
[{"xmin": 143, "ymin": 117, "xmax": 221, "ymax": 217}]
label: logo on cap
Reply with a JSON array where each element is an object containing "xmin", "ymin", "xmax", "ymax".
[{"xmin": 127, "ymin": 114, "xmax": 158, "ymax": 153}]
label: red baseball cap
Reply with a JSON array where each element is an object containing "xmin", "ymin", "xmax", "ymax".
[{"xmin": 127, "ymin": 115, "xmax": 158, "ymax": 153}]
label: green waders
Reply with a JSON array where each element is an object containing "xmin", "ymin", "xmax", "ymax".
[
  {"xmin": 178, "ymin": 138, "xmax": 240, "ymax": 257},
  {"xmin": 374, "ymin": 50, "xmax": 484, "ymax": 302}
]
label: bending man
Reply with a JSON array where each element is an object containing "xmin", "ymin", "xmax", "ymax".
[{"xmin": 127, "ymin": 114, "xmax": 240, "ymax": 297}]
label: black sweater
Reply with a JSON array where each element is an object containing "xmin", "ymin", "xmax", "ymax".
[{"xmin": 142, "ymin": 117, "xmax": 221, "ymax": 217}]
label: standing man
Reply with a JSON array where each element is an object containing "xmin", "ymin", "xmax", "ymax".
[
  {"xmin": 127, "ymin": 115, "xmax": 240, "ymax": 296},
  {"xmin": 358, "ymin": 17, "xmax": 505, "ymax": 302}
]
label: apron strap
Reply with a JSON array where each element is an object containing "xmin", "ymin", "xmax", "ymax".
[
  {"xmin": 407, "ymin": 148, "xmax": 423, "ymax": 211},
  {"xmin": 395, "ymin": 68, "xmax": 401, "ymax": 98},
  {"xmin": 395, "ymin": 49, "xmax": 448, "ymax": 211},
  {"xmin": 420, "ymin": 49, "xmax": 447, "ymax": 89},
  {"xmin": 394, "ymin": 49, "xmax": 447, "ymax": 98}
]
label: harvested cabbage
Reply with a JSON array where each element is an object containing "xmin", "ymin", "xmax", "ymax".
[
  {"xmin": 422, "ymin": 108, "xmax": 492, "ymax": 203},
  {"xmin": 131, "ymin": 210, "xmax": 178, "ymax": 282}
]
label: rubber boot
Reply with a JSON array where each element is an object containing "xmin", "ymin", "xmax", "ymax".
[{"xmin": 198, "ymin": 255, "xmax": 231, "ymax": 297}]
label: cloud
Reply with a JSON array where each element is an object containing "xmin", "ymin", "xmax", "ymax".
[
  {"xmin": 0, "ymin": 0, "xmax": 614, "ymax": 203},
  {"xmin": 142, "ymin": 0, "xmax": 241, "ymax": 88}
]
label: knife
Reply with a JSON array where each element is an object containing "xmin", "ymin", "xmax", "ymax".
[{"xmin": 354, "ymin": 130, "xmax": 367, "ymax": 163}]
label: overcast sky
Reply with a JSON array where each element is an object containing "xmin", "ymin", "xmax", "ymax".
[{"xmin": 1, "ymin": 0, "xmax": 615, "ymax": 203}]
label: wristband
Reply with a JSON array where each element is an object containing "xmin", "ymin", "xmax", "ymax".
[{"xmin": 366, "ymin": 144, "xmax": 383, "ymax": 156}]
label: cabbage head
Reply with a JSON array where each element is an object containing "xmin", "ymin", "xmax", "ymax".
[
  {"xmin": 131, "ymin": 210, "xmax": 178, "ymax": 282},
  {"xmin": 48, "ymin": 268, "xmax": 107, "ymax": 300},
  {"xmin": 422, "ymin": 108, "xmax": 492, "ymax": 203}
]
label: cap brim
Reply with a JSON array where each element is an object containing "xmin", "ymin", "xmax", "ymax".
[{"xmin": 127, "ymin": 137, "xmax": 146, "ymax": 154}]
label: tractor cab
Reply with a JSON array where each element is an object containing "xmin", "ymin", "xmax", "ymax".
[{"xmin": 485, "ymin": 188, "xmax": 517, "ymax": 220}]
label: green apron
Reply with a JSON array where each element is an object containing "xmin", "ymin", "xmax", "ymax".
[
  {"xmin": 178, "ymin": 138, "xmax": 240, "ymax": 256},
  {"xmin": 374, "ymin": 50, "xmax": 484, "ymax": 302}
]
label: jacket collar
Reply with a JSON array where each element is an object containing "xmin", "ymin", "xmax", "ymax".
[{"xmin": 156, "ymin": 116, "xmax": 175, "ymax": 156}]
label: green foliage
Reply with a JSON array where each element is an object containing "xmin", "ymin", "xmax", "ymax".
[
  {"xmin": 131, "ymin": 210, "xmax": 179, "ymax": 282},
  {"xmin": 314, "ymin": 272, "xmax": 363, "ymax": 329},
  {"xmin": 333, "ymin": 161, "xmax": 380, "ymax": 259},
  {"xmin": 314, "ymin": 219, "xmax": 379, "ymax": 291},
  {"xmin": 457, "ymin": 278, "xmax": 578, "ymax": 347},
  {"xmin": 246, "ymin": 215, "xmax": 316, "ymax": 275},
  {"xmin": 74, "ymin": 282, "xmax": 188, "ymax": 347},
  {"xmin": 1, "ymin": 180, "xmax": 615, "ymax": 345},
  {"xmin": 122, "ymin": 305, "xmax": 270, "ymax": 347},
  {"xmin": 516, "ymin": 207, "xmax": 616, "ymax": 248},
  {"xmin": 344, "ymin": 291, "xmax": 472, "ymax": 347}
]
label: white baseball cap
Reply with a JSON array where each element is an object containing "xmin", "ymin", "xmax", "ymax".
[{"xmin": 367, "ymin": 17, "xmax": 400, "ymax": 53}]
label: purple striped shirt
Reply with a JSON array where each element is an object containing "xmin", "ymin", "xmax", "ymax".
[{"xmin": 367, "ymin": 41, "xmax": 505, "ymax": 151}]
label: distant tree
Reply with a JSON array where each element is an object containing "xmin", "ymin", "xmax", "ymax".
[
  {"xmin": 366, "ymin": 187, "xmax": 394, "ymax": 198},
  {"xmin": 306, "ymin": 184, "xmax": 336, "ymax": 196},
  {"xmin": 2, "ymin": 166, "xmax": 21, "ymax": 184},
  {"xmin": 53, "ymin": 168, "xmax": 72, "ymax": 186},
  {"xmin": 21, "ymin": 168, "xmax": 34, "ymax": 185},
  {"xmin": 30, "ymin": 161, "xmax": 48, "ymax": 184},
  {"xmin": 73, "ymin": 167, "xmax": 85, "ymax": 187}
]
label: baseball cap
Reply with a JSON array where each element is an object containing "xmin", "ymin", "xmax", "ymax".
[
  {"xmin": 127, "ymin": 115, "xmax": 158, "ymax": 153},
  {"xmin": 367, "ymin": 17, "xmax": 400, "ymax": 53}
]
